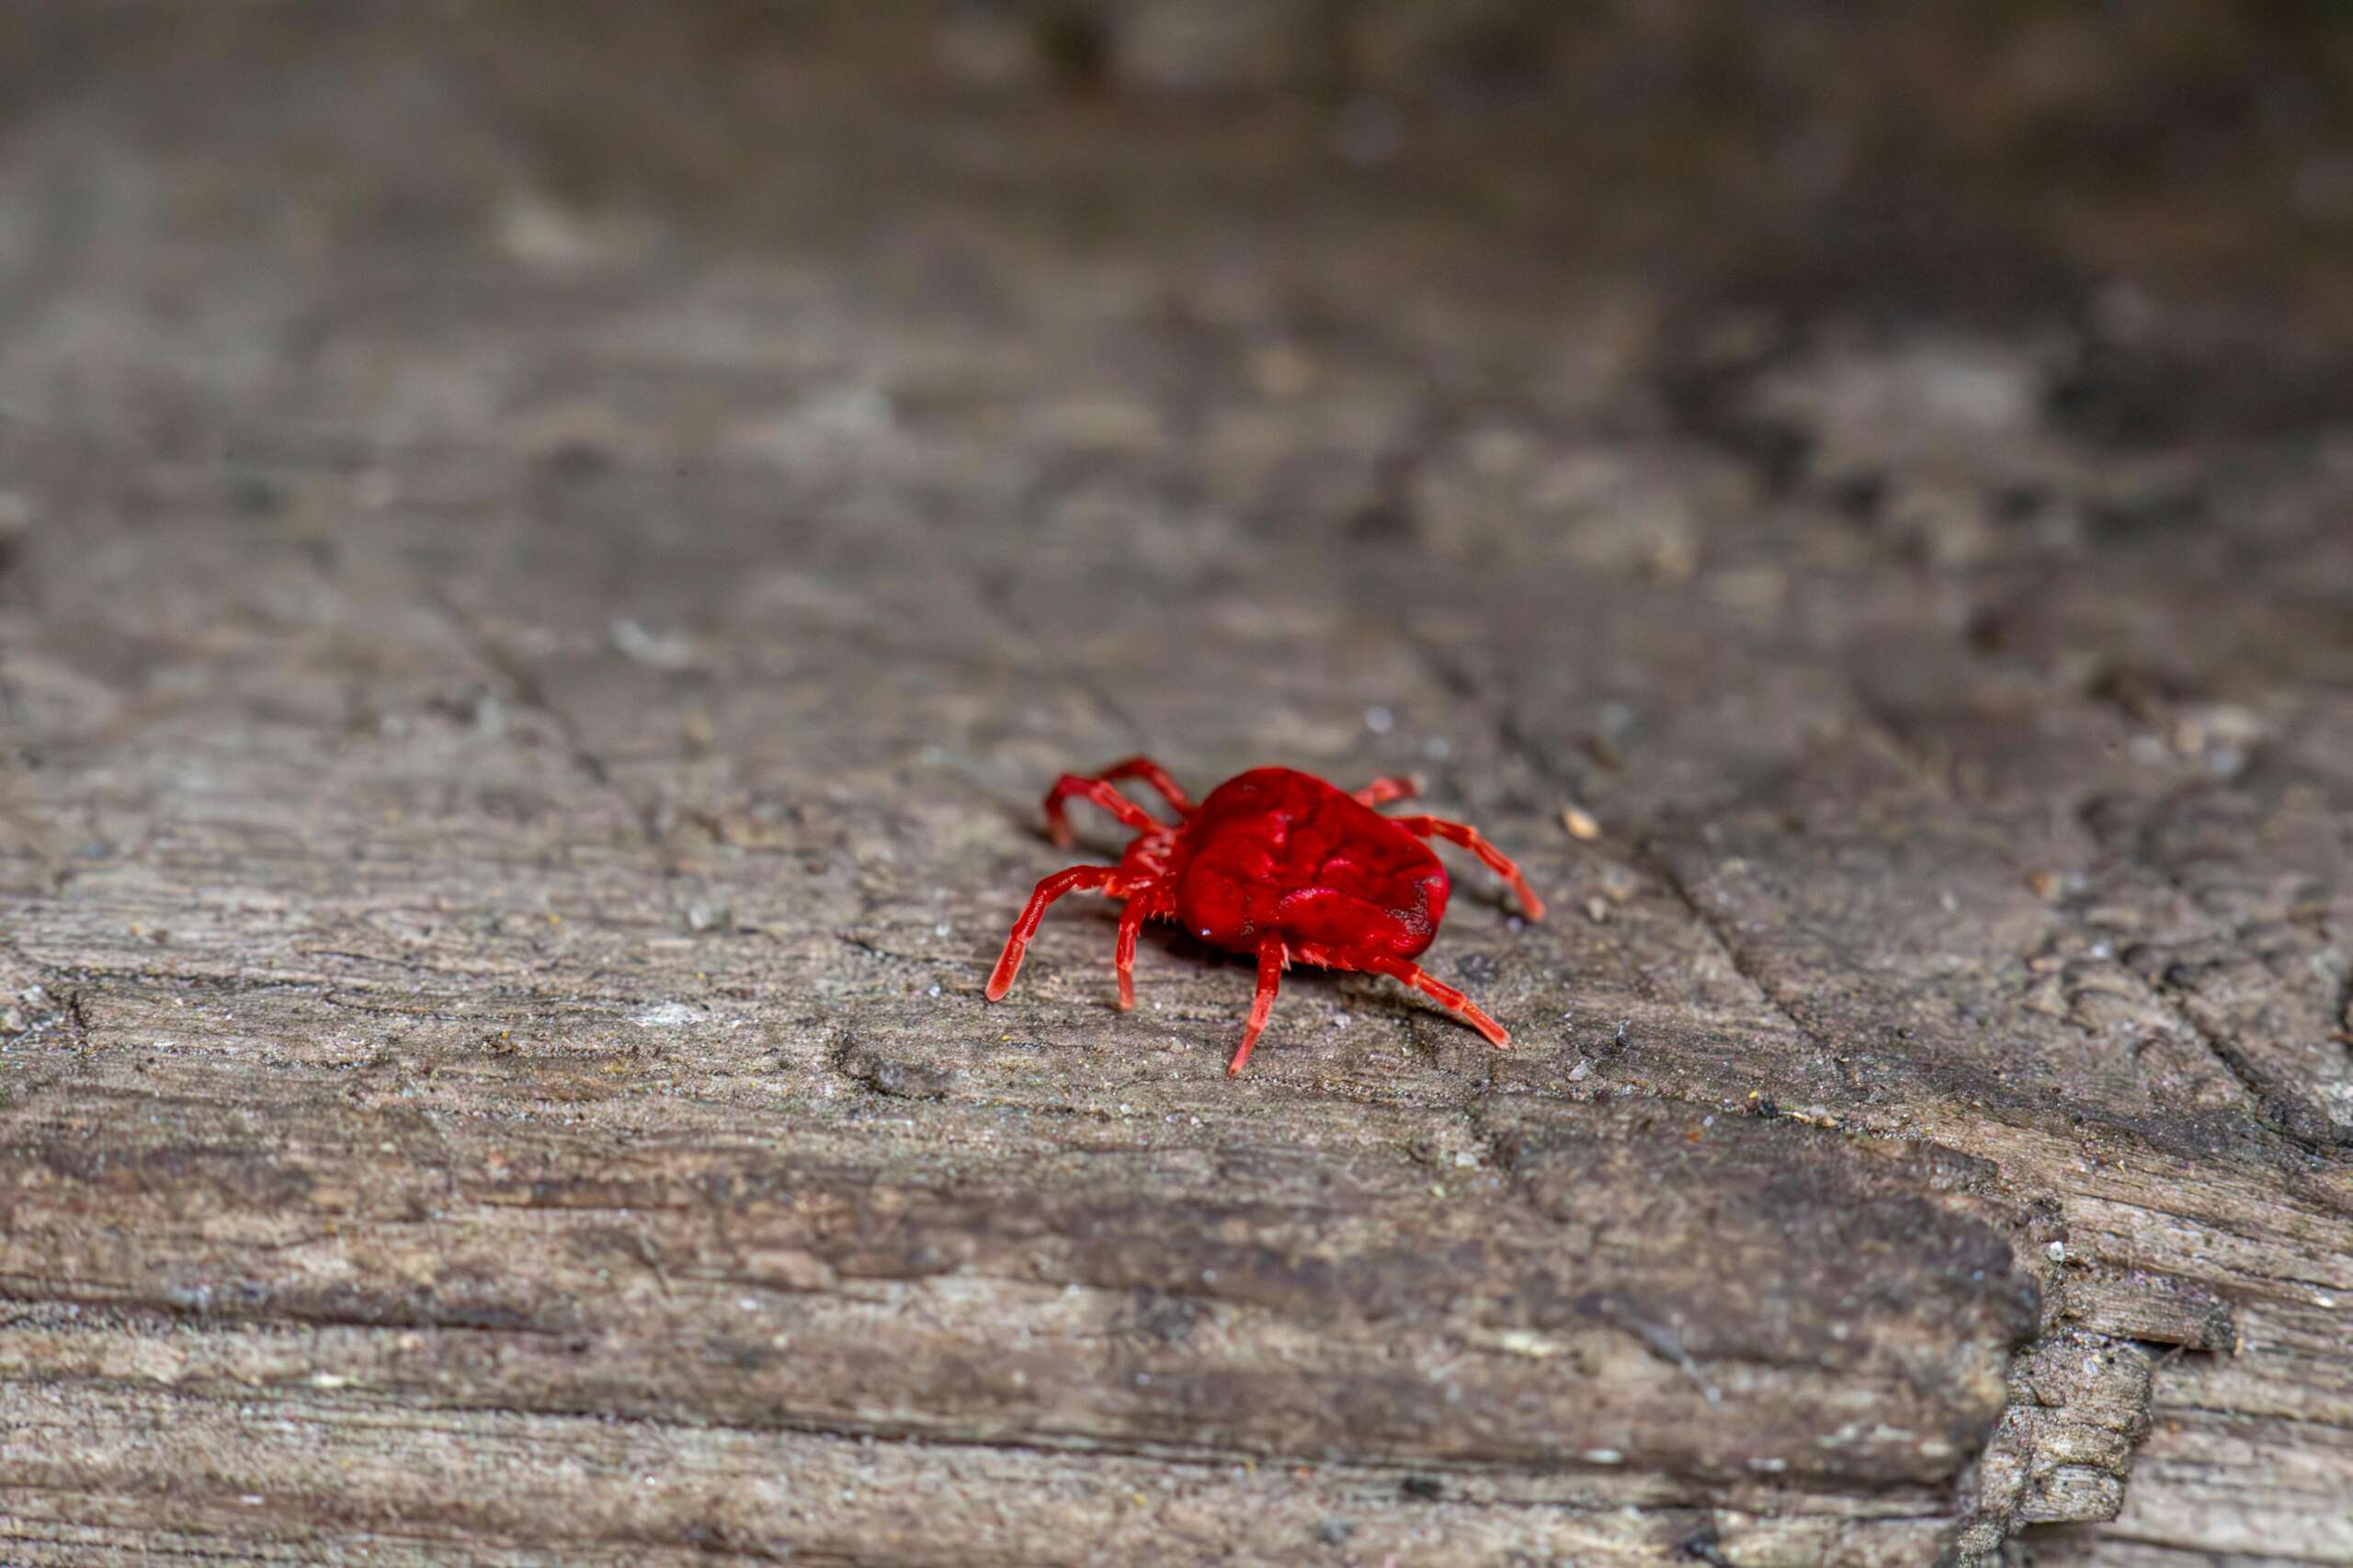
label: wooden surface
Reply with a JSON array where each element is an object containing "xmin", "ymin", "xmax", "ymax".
[{"xmin": 1, "ymin": 6, "xmax": 2349, "ymax": 1564}]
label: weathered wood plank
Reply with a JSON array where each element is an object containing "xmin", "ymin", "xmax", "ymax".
[{"xmin": 2, "ymin": 6, "xmax": 2350, "ymax": 1564}]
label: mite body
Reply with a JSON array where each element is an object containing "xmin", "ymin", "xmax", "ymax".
[{"xmin": 985, "ymin": 758, "xmax": 1543, "ymax": 1074}]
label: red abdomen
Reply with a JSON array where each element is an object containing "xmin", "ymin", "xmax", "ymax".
[{"xmin": 1170, "ymin": 767, "xmax": 1449, "ymax": 960}]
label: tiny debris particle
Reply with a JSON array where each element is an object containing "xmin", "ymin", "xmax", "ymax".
[
  {"xmin": 1677, "ymin": 1527, "xmax": 1733, "ymax": 1566},
  {"xmin": 1583, "ymin": 895, "xmax": 1611, "ymax": 924},
  {"xmin": 2045, "ymin": 1241, "xmax": 2068, "ymax": 1264},
  {"xmin": 1399, "ymin": 1475, "xmax": 1443, "ymax": 1501},
  {"xmin": 1316, "ymin": 1517, "xmax": 1353, "ymax": 1546},
  {"xmin": 1363, "ymin": 704, "xmax": 1395, "ymax": 734},
  {"xmin": 1561, "ymin": 803, "xmax": 1601, "ymax": 840},
  {"xmin": 1250, "ymin": 341, "xmax": 1317, "ymax": 399},
  {"xmin": 609, "ymin": 617, "xmax": 697, "ymax": 670},
  {"xmin": 2027, "ymin": 870, "xmax": 2063, "ymax": 901}
]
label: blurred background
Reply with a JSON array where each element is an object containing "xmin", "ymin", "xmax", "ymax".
[
  {"xmin": 6, "ymin": 0, "xmax": 2349, "ymax": 776},
  {"xmin": 6, "ymin": 0, "xmax": 2349, "ymax": 890},
  {"xmin": 8, "ymin": 0, "xmax": 2353, "ymax": 515}
]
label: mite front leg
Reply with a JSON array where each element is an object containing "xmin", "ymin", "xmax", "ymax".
[
  {"xmin": 1364, "ymin": 955, "xmax": 1510, "ymax": 1049},
  {"xmin": 1114, "ymin": 894, "xmax": 1149, "ymax": 1010},
  {"xmin": 1392, "ymin": 814, "xmax": 1545, "ymax": 920},
  {"xmin": 986, "ymin": 865, "xmax": 1123, "ymax": 999},
  {"xmin": 1041, "ymin": 774, "xmax": 1170, "ymax": 848},
  {"xmin": 1091, "ymin": 756, "xmax": 1194, "ymax": 818},
  {"xmin": 1225, "ymin": 937, "xmax": 1289, "ymax": 1076}
]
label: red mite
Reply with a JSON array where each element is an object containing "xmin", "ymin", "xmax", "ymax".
[{"xmin": 985, "ymin": 757, "xmax": 1544, "ymax": 1074}]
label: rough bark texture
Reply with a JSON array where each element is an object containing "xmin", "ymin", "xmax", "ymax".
[{"xmin": 1, "ymin": 5, "xmax": 2349, "ymax": 1564}]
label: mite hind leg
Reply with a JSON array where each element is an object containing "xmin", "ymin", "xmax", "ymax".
[
  {"xmin": 1364, "ymin": 955, "xmax": 1510, "ymax": 1049},
  {"xmin": 1390, "ymin": 814, "xmax": 1545, "ymax": 920},
  {"xmin": 1225, "ymin": 937, "xmax": 1289, "ymax": 1076}
]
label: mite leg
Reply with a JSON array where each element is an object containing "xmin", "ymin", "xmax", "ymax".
[
  {"xmin": 986, "ymin": 866, "xmax": 1123, "ymax": 1000},
  {"xmin": 1225, "ymin": 937, "xmax": 1289, "ymax": 1076},
  {"xmin": 1093, "ymin": 756, "xmax": 1194, "ymax": 817},
  {"xmin": 1391, "ymin": 814, "xmax": 1545, "ymax": 921},
  {"xmin": 1042, "ymin": 773, "xmax": 1171, "ymax": 847},
  {"xmin": 1351, "ymin": 775, "xmax": 1419, "ymax": 808},
  {"xmin": 1114, "ymin": 892, "xmax": 1151, "ymax": 1010},
  {"xmin": 1364, "ymin": 955, "xmax": 1511, "ymax": 1049}
]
